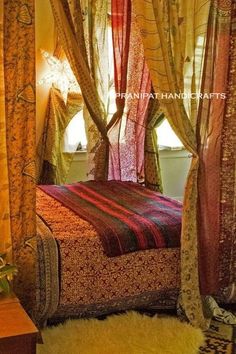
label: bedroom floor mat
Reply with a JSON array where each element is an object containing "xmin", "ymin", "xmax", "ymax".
[
  {"xmin": 37, "ymin": 311, "xmax": 204, "ymax": 354},
  {"xmin": 199, "ymin": 320, "xmax": 236, "ymax": 354}
]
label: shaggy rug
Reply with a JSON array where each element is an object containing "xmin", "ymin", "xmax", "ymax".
[{"xmin": 37, "ymin": 311, "xmax": 204, "ymax": 354}]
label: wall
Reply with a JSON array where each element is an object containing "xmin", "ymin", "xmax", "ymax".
[
  {"xmin": 66, "ymin": 152, "xmax": 88, "ymax": 183},
  {"xmin": 35, "ymin": 0, "xmax": 56, "ymax": 145},
  {"xmin": 66, "ymin": 150, "xmax": 191, "ymax": 200}
]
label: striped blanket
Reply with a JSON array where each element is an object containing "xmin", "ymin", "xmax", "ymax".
[{"xmin": 39, "ymin": 181, "xmax": 182, "ymax": 257}]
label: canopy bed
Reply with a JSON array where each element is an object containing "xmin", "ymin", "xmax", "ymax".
[
  {"xmin": 35, "ymin": 181, "xmax": 181, "ymax": 324},
  {"xmin": 0, "ymin": 0, "xmax": 235, "ymax": 331}
]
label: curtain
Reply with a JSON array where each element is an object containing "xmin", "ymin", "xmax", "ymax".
[
  {"xmin": 219, "ymin": 0, "xmax": 236, "ymax": 298},
  {"xmin": 145, "ymin": 98, "xmax": 164, "ymax": 192},
  {"xmin": 108, "ymin": 0, "xmax": 131, "ymax": 180},
  {"xmin": 81, "ymin": 0, "xmax": 110, "ymax": 180},
  {"xmin": 133, "ymin": 0, "xmax": 211, "ymax": 328},
  {"xmin": 0, "ymin": 0, "xmax": 11, "ymax": 258},
  {"xmin": 3, "ymin": 0, "xmax": 36, "ymax": 313},
  {"xmin": 39, "ymin": 87, "xmax": 83, "ymax": 185},
  {"xmin": 109, "ymin": 0, "xmax": 153, "ymax": 183},
  {"xmin": 197, "ymin": 1, "xmax": 232, "ymax": 295},
  {"xmin": 49, "ymin": 0, "xmax": 108, "ymax": 180}
]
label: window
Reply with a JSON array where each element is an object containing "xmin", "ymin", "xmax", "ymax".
[
  {"xmin": 156, "ymin": 119, "xmax": 183, "ymax": 150},
  {"xmin": 64, "ymin": 110, "xmax": 87, "ymax": 152},
  {"xmin": 63, "ymin": 15, "xmax": 115, "ymax": 152}
]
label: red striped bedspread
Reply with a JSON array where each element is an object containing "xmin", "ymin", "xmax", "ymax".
[{"xmin": 39, "ymin": 181, "xmax": 182, "ymax": 257}]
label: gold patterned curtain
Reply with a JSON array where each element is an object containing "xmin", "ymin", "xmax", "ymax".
[
  {"xmin": 80, "ymin": 0, "xmax": 110, "ymax": 180},
  {"xmin": 0, "ymin": 0, "xmax": 11, "ymax": 259},
  {"xmin": 144, "ymin": 98, "xmax": 164, "ymax": 192},
  {"xmin": 133, "ymin": 0, "xmax": 211, "ymax": 328},
  {"xmin": 3, "ymin": 0, "xmax": 36, "ymax": 313},
  {"xmin": 39, "ymin": 87, "xmax": 83, "ymax": 185},
  {"xmin": 49, "ymin": 0, "xmax": 109, "ymax": 180}
]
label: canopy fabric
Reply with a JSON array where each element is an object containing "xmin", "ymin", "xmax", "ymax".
[
  {"xmin": 39, "ymin": 88, "xmax": 83, "ymax": 185},
  {"xmin": 2, "ymin": 0, "xmax": 36, "ymax": 313},
  {"xmin": 109, "ymin": 0, "xmax": 157, "ymax": 185},
  {"xmin": 49, "ymin": 0, "xmax": 109, "ymax": 180},
  {"xmin": 0, "ymin": 0, "xmax": 11, "ymax": 258},
  {"xmin": 132, "ymin": 0, "xmax": 212, "ymax": 328},
  {"xmin": 197, "ymin": 1, "xmax": 232, "ymax": 295},
  {"xmin": 80, "ymin": 0, "xmax": 110, "ymax": 180}
]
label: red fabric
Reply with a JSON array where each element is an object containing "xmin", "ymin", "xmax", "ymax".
[
  {"xmin": 39, "ymin": 181, "xmax": 182, "ymax": 257},
  {"xmin": 197, "ymin": 0, "xmax": 232, "ymax": 294},
  {"xmin": 111, "ymin": 0, "xmax": 131, "ymax": 112},
  {"xmin": 109, "ymin": 1, "xmax": 151, "ymax": 181}
]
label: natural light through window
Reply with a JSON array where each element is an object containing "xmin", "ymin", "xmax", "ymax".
[
  {"xmin": 156, "ymin": 119, "xmax": 183, "ymax": 149},
  {"xmin": 63, "ymin": 17, "xmax": 115, "ymax": 152},
  {"xmin": 64, "ymin": 110, "xmax": 87, "ymax": 152}
]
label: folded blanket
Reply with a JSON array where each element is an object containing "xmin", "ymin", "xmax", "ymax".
[{"xmin": 39, "ymin": 181, "xmax": 182, "ymax": 257}]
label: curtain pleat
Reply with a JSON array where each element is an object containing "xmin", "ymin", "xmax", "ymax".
[{"xmin": 4, "ymin": 0, "xmax": 36, "ymax": 313}]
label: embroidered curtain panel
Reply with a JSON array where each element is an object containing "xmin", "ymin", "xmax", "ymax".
[
  {"xmin": 109, "ymin": 0, "xmax": 155, "ymax": 184},
  {"xmin": 39, "ymin": 87, "xmax": 83, "ymax": 185},
  {"xmin": 3, "ymin": 0, "xmax": 36, "ymax": 313},
  {"xmin": 133, "ymin": 0, "xmax": 211, "ymax": 328}
]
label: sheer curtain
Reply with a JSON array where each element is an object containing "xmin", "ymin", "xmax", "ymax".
[
  {"xmin": 133, "ymin": 0, "xmax": 211, "ymax": 328},
  {"xmin": 39, "ymin": 88, "xmax": 83, "ymax": 185},
  {"xmin": 50, "ymin": 0, "xmax": 109, "ymax": 180},
  {"xmin": 108, "ymin": 0, "xmax": 152, "ymax": 183},
  {"xmin": 80, "ymin": 0, "xmax": 110, "ymax": 180}
]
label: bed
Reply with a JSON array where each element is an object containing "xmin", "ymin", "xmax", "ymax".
[{"xmin": 35, "ymin": 181, "xmax": 181, "ymax": 325}]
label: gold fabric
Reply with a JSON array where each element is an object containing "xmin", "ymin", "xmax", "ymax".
[
  {"xmin": 39, "ymin": 87, "xmax": 83, "ymax": 185},
  {"xmin": 0, "ymin": 0, "xmax": 11, "ymax": 258},
  {"xmin": 3, "ymin": 0, "xmax": 36, "ymax": 313},
  {"xmin": 49, "ymin": 0, "xmax": 109, "ymax": 180},
  {"xmin": 133, "ymin": 0, "xmax": 211, "ymax": 328},
  {"xmin": 145, "ymin": 99, "xmax": 164, "ymax": 192},
  {"xmin": 81, "ymin": 0, "xmax": 109, "ymax": 180}
]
